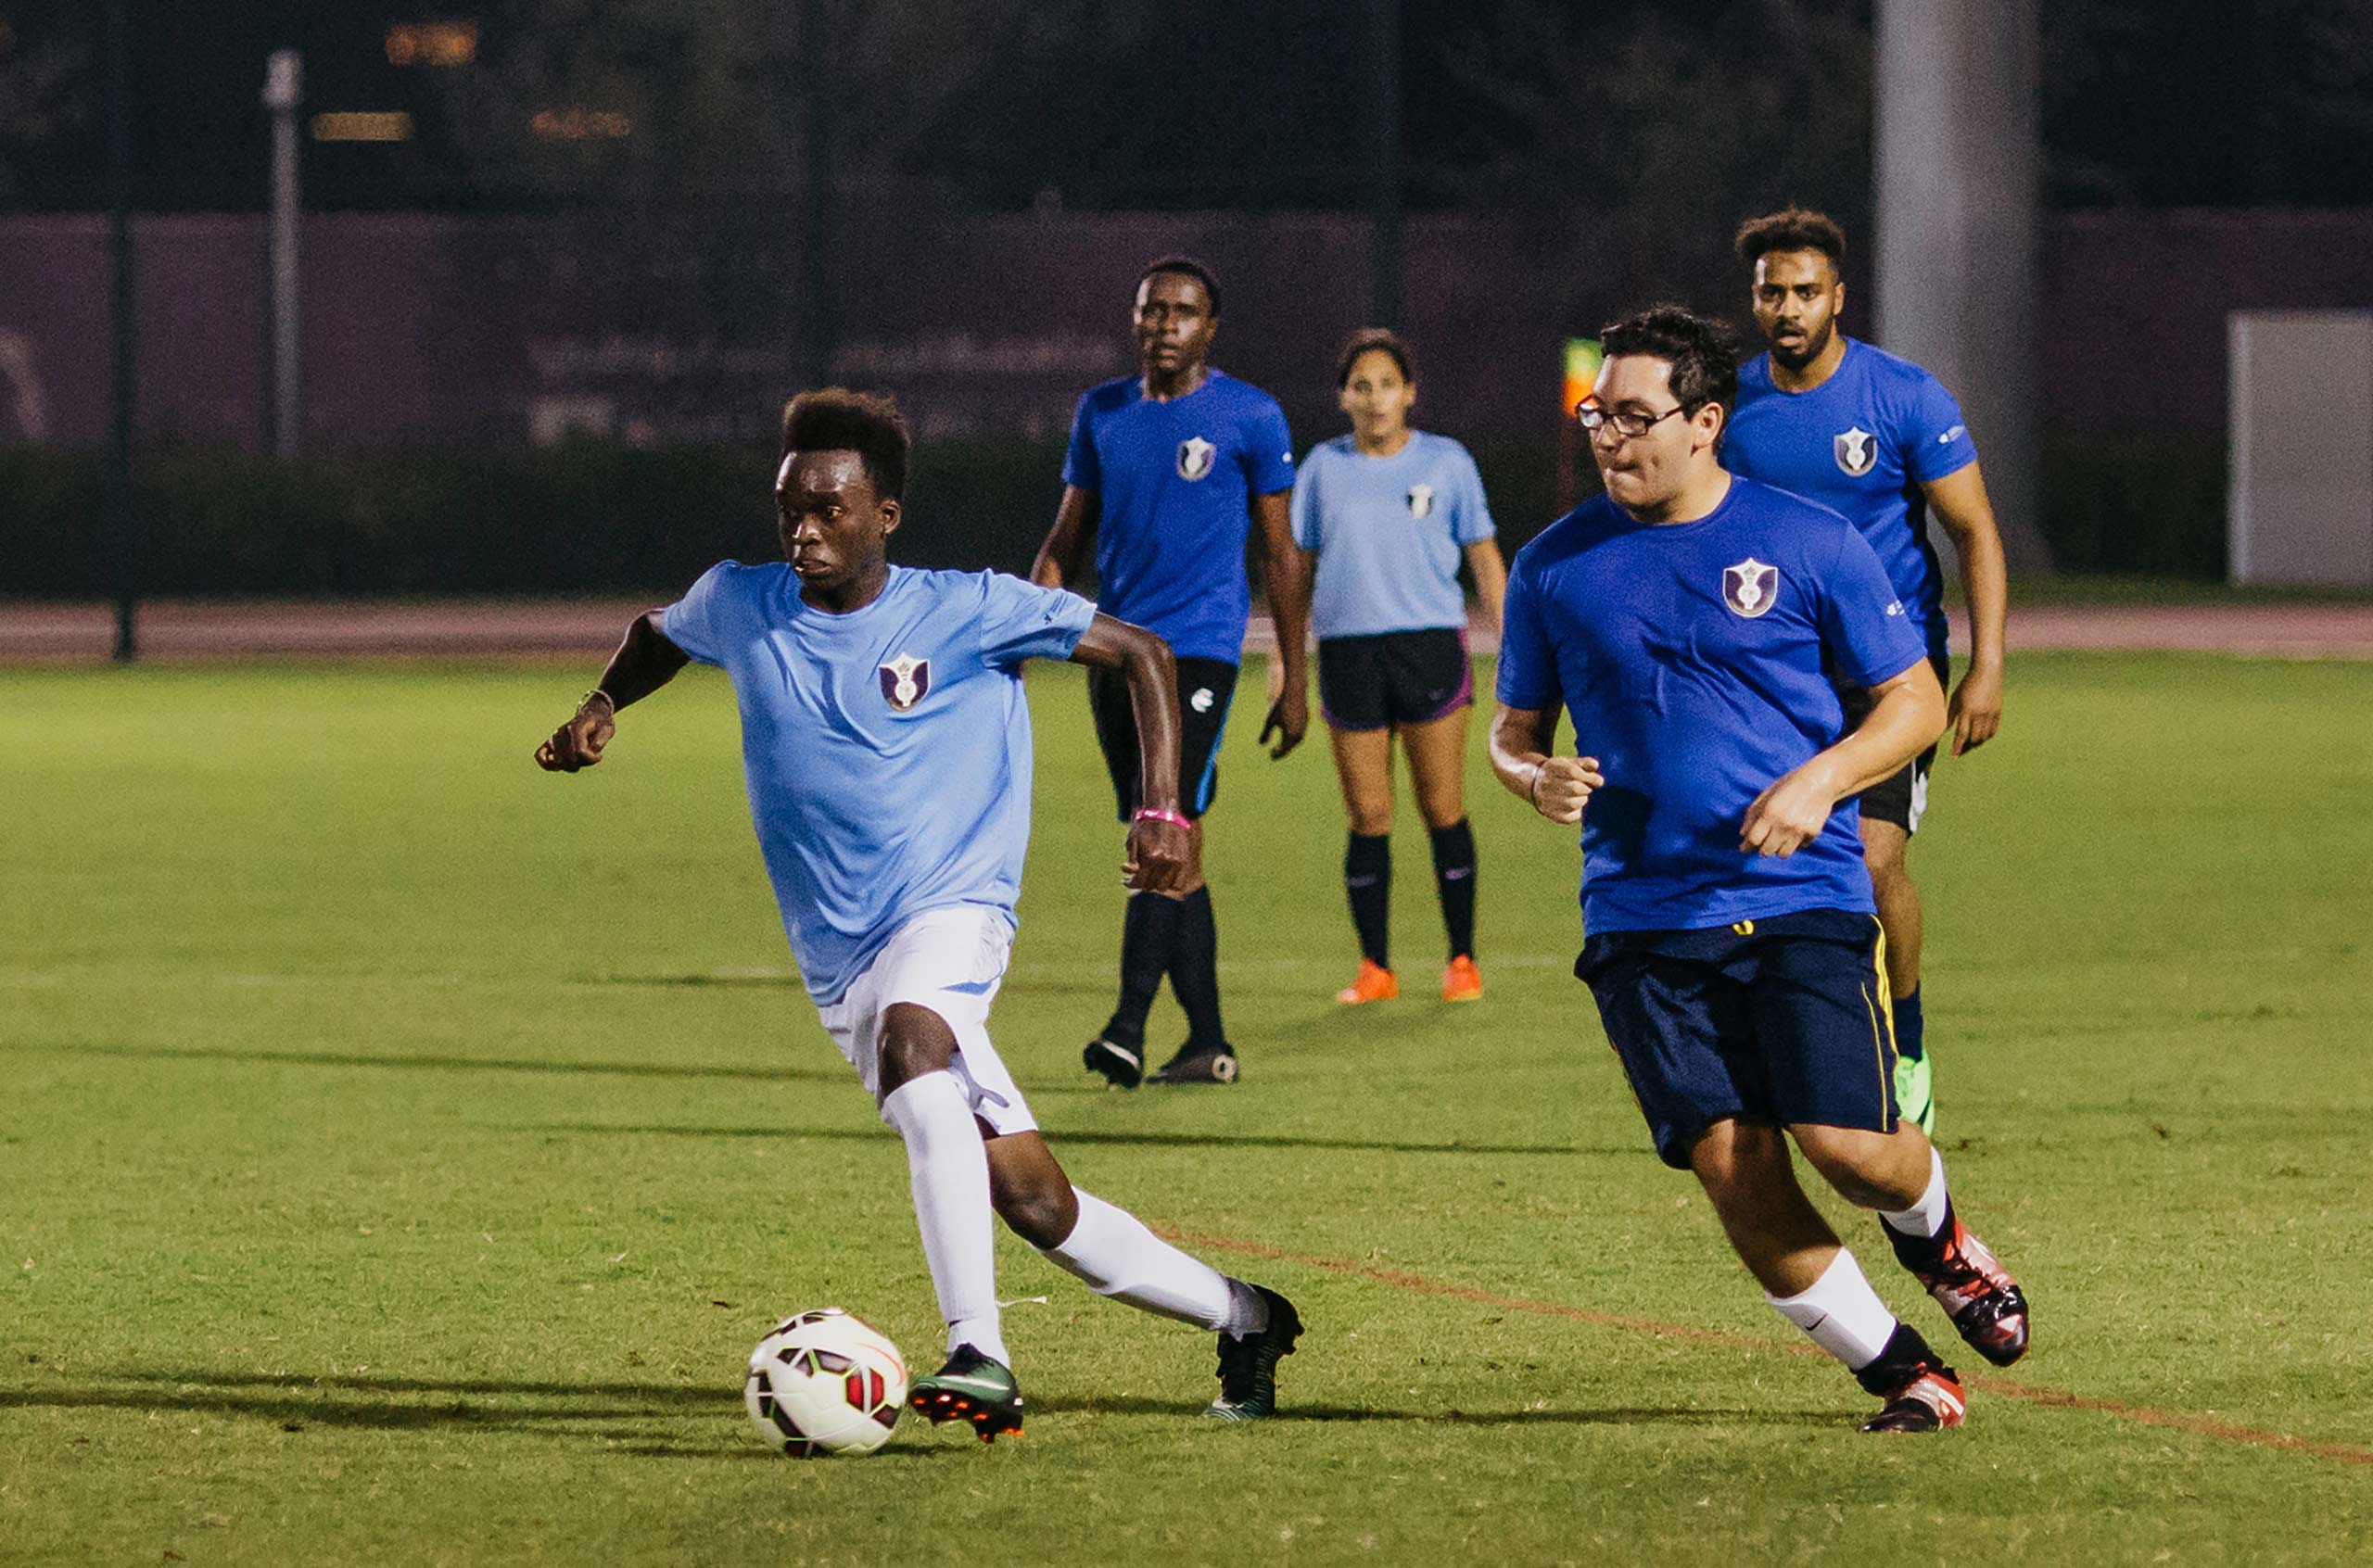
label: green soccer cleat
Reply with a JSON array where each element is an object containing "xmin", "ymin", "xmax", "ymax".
[
  {"xmin": 1204, "ymin": 1284, "xmax": 1302, "ymax": 1421},
  {"xmin": 1894, "ymin": 1049, "xmax": 1935, "ymax": 1137},
  {"xmin": 908, "ymin": 1344, "xmax": 1025, "ymax": 1443}
]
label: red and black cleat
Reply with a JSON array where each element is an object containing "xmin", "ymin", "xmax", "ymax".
[
  {"xmin": 1859, "ymin": 1364, "xmax": 1967, "ymax": 1434},
  {"xmin": 1889, "ymin": 1209, "xmax": 2031, "ymax": 1368},
  {"xmin": 907, "ymin": 1345, "xmax": 1025, "ymax": 1444}
]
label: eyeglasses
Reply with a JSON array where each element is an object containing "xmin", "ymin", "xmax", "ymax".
[{"xmin": 1575, "ymin": 402, "xmax": 1686, "ymax": 438}]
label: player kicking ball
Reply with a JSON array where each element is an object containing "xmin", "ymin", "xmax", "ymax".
[
  {"xmin": 1490, "ymin": 308, "xmax": 2028, "ymax": 1433},
  {"xmin": 536, "ymin": 389, "xmax": 1301, "ymax": 1439}
]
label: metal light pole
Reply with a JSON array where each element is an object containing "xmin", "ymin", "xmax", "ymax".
[
  {"xmin": 1367, "ymin": 0, "xmax": 1402, "ymax": 331},
  {"xmin": 263, "ymin": 50, "xmax": 302, "ymax": 458},
  {"xmin": 1873, "ymin": 0, "xmax": 2052, "ymax": 571},
  {"xmin": 104, "ymin": 0, "xmax": 136, "ymax": 661}
]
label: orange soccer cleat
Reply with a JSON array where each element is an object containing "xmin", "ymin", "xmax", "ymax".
[
  {"xmin": 1334, "ymin": 959, "xmax": 1399, "ymax": 1005},
  {"xmin": 1441, "ymin": 955, "xmax": 1484, "ymax": 1003}
]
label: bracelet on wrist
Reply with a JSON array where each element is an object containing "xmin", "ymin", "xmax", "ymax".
[
  {"xmin": 1132, "ymin": 807, "xmax": 1192, "ymax": 830},
  {"xmin": 579, "ymin": 688, "xmax": 616, "ymax": 713}
]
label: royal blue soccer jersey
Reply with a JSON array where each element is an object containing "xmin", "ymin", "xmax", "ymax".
[
  {"xmin": 1495, "ymin": 477, "xmax": 1928, "ymax": 933},
  {"xmin": 1062, "ymin": 370, "xmax": 1295, "ymax": 664},
  {"xmin": 1724, "ymin": 339, "xmax": 1975, "ymax": 664},
  {"xmin": 1291, "ymin": 430, "xmax": 1494, "ymax": 640},
  {"xmin": 662, "ymin": 563, "xmax": 1097, "ymax": 1005}
]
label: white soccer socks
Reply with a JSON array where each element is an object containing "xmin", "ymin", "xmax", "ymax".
[
  {"xmin": 1878, "ymin": 1147, "xmax": 1952, "ymax": 1242},
  {"xmin": 1764, "ymin": 1248, "xmax": 1901, "ymax": 1371},
  {"xmin": 880, "ymin": 1072, "xmax": 1008, "ymax": 1365},
  {"xmin": 1040, "ymin": 1186, "xmax": 1268, "ymax": 1335}
]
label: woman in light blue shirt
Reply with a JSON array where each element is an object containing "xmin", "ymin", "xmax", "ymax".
[{"xmin": 1290, "ymin": 329, "xmax": 1506, "ymax": 1006}]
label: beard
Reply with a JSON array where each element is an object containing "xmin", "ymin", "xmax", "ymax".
[{"xmin": 1769, "ymin": 319, "xmax": 1833, "ymax": 371}]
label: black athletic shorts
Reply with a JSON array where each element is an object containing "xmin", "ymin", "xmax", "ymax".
[
  {"xmin": 1088, "ymin": 656, "xmax": 1238, "ymax": 822},
  {"xmin": 1576, "ymin": 909, "xmax": 1899, "ymax": 1170},
  {"xmin": 1838, "ymin": 653, "xmax": 1950, "ymax": 834},
  {"xmin": 1316, "ymin": 628, "xmax": 1473, "ymax": 733}
]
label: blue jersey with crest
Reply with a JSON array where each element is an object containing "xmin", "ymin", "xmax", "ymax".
[
  {"xmin": 1495, "ymin": 477, "xmax": 1927, "ymax": 934},
  {"xmin": 1724, "ymin": 338, "xmax": 1975, "ymax": 664},
  {"xmin": 1291, "ymin": 430, "xmax": 1495, "ymax": 639},
  {"xmin": 663, "ymin": 563, "xmax": 1097, "ymax": 1004},
  {"xmin": 1062, "ymin": 370, "xmax": 1296, "ymax": 663}
]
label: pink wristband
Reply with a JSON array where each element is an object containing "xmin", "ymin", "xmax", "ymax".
[{"xmin": 1132, "ymin": 807, "xmax": 1193, "ymax": 830}]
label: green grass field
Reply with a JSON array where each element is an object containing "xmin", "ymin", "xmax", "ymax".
[{"xmin": 6, "ymin": 651, "xmax": 2371, "ymax": 1566}]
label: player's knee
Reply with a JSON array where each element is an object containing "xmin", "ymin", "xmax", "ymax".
[
  {"xmin": 994, "ymin": 1173, "xmax": 1077, "ymax": 1249},
  {"xmin": 1346, "ymin": 801, "xmax": 1392, "ymax": 836},
  {"xmin": 1788, "ymin": 1125, "xmax": 1892, "ymax": 1207},
  {"xmin": 875, "ymin": 1005, "xmax": 957, "ymax": 1094}
]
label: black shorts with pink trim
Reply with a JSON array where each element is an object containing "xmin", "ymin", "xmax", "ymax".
[{"xmin": 1316, "ymin": 628, "xmax": 1472, "ymax": 733}]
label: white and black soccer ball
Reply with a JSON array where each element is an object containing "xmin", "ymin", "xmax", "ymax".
[{"xmin": 743, "ymin": 1308, "xmax": 908, "ymax": 1458}]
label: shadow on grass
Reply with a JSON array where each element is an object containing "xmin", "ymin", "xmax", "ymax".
[
  {"xmin": 1, "ymin": 1368, "xmax": 732, "ymax": 1439},
  {"xmin": 517, "ymin": 1122, "xmax": 1599, "ymax": 1157},
  {"xmin": 25, "ymin": 1041, "xmax": 844, "ymax": 1085},
  {"xmin": 1034, "ymin": 1395, "xmax": 1837, "ymax": 1428}
]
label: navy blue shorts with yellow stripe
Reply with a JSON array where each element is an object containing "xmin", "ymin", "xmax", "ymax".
[{"xmin": 1576, "ymin": 908, "xmax": 1900, "ymax": 1170}]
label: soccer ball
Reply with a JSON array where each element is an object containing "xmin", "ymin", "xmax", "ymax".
[{"xmin": 743, "ymin": 1308, "xmax": 908, "ymax": 1458}]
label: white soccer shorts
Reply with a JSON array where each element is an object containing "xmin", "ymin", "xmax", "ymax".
[{"xmin": 814, "ymin": 904, "xmax": 1039, "ymax": 1138}]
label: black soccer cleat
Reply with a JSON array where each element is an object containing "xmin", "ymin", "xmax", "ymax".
[
  {"xmin": 1147, "ymin": 1041, "xmax": 1239, "ymax": 1085},
  {"xmin": 1204, "ymin": 1284, "xmax": 1302, "ymax": 1421},
  {"xmin": 1858, "ymin": 1363, "xmax": 1967, "ymax": 1434},
  {"xmin": 908, "ymin": 1344, "xmax": 1024, "ymax": 1444},
  {"xmin": 1886, "ymin": 1208, "xmax": 2031, "ymax": 1368},
  {"xmin": 1083, "ymin": 1036, "xmax": 1145, "ymax": 1090}
]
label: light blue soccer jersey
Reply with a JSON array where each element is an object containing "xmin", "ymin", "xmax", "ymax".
[
  {"xmin": 662, "ymin": 563, "xmax": 1097, "ymax": 1005},
  {"xmin": 1291, "ymin": 431, "xmax": 1495, "ymax": 640},
  {"xmin": 1062, "ymin": 370, "xmax": 1296, "ymax": 663},
  {"xmin": 1724, "ymin": 339, "xmax": 1975, "ymax": 664}
]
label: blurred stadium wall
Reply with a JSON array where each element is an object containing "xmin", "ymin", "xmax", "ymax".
[{"xmin": 4, "ymin": 206, "xmax": 2363, "ymax": 589}]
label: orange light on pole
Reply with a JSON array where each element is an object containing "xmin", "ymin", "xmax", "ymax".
[
  {"xmin": 1561, "ymin": 336, "xmax": 1603, "ymax": 417},
  {"xmin": 386, "ymin": 22, "xmax": 478, "ymax": 67}
]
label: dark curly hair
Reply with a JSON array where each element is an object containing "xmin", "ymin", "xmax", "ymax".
[
  {"xmin": 779, "ymin": 387, "xmax": 911, "ymax": 499},
  {"xmin": 1732, "ymin": 207, "xmax": 1847, "ymax": 270},
  {"xmin": 1597, "ymin": 305, "xmax": 1741, "ymax": 419}
]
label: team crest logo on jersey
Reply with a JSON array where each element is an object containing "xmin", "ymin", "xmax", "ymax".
[
  {"xmin": 1722, "ymin": 558, "xmax": 1780, "ymax": 619},
  {"xmin": 1176, "ymin": 436, "xmax": 1216, "ymax": 481},
  {"xmin": 1834, "ymin": 426, "xmax": 1877, "ymax": 476},
  {"xmin": 1406, "ymin": 483, "xmax": 1435, "ymax": 518},
  {"xmin": 878, "ymin": 653, "xmax": 930, "ymax": 711}
]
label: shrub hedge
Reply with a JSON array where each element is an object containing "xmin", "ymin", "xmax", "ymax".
[{"xmin": 0, "ymin": 431, "xmax": 2221, "ymax": 599}]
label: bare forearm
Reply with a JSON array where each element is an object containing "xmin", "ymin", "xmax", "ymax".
[
  {"xmin": 1488, "ymin": 706, "xmax": 1554, "ymax": 800},
  {"xmin": 1265, "ymin": 544, "xmax": 1312, "ymax": 681},
  {"xmin": 594, "ymin": 611, "xmax": 691, "ymax": 710},
  {"xmin": 1950, "ymin": 524, "xmax": 2008, "ymax": 674},
  {"xmin": 1811, "ymin": 682, "xmax": 1944, "ymax": 799},
  {"xmin": 1070, "ymin": 613, "xmax": 1183, "ymax": 812},
  {"xmin": 1034, "ymin": 487, "xmax": 1097, "ymax": 590},
  {"xmin": 1468, "ymin": 542, "xmax": 1508, "ymax": 635},
  {"xmin": 1123, "ymin": 639, "xmax": 1184, "ymax": 814}
]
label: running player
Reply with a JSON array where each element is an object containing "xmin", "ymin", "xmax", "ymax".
[
  {"xmin": 1291, "ymin": 328, "xmax": 1504, "ymax": 1005},
  {"xmin": 536, "ymin": 389, "xmax": 1304, "ymax": 1438},
  {"xmin": 1032, "ymin": 256, "xmax": 1313, "ymax": 1088},
  {"xmin": 1491, "ymin": 307, "xmax": 2029, "ymax": 1433},
  {"xmin": 1723, "ymin": 207, "xmax": 2011, "ymax": 1134}
]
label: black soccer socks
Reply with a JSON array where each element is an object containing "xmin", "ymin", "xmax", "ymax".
[
  {"xmin": 1168, "ymin": 886, "xmax": 1227, "ymax": 1049},
  {"xmin": 1344, "ymin": 832, "xmax": 1392, "ymax": 969},
  {"xmin": 1428, "ymin": 817, "xmax": 1478, "ymax": 961},
  {"xmin": 1106, "ymin": 891, "xmax": 1184, "ymax": 1049}
]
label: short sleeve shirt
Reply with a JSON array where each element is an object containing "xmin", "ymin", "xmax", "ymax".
[
  {"xmin": 664, "ymin": 563, "xmax": 1097, "ymax": 1003},
  {"xmin": 1725, "ymin": 339, "xmax": 1975, "ymax": 664},
  {"xmin": 1062, "ymin": 370, "xmax": 1295, "ymax": 663},
  {"xmin": 1495, "ymin": 477, "xmax": 1928, "ymax": 933},
  {"xmin": 1291, "ymin": 430, "xmax": 1494, "ymax": 639}
]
